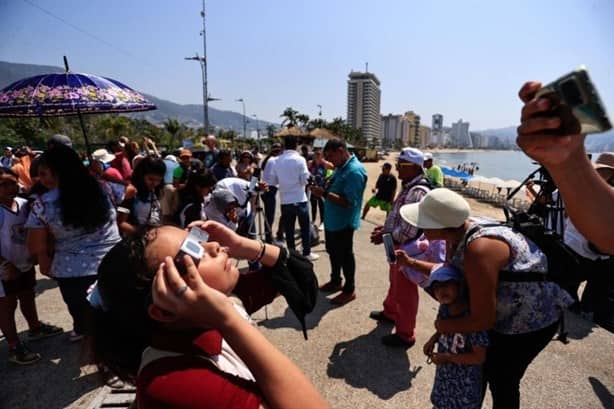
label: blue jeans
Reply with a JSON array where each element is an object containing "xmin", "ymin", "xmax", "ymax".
[{"xmin": 280, "ymin": 202, "xmax": 311, "ymax": 256}]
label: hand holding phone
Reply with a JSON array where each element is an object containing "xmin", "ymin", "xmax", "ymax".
[
  {"xmin": 534, "ymin": 66, "xmax": 611, "ymax": 135},
  {"xmin": 382, "ymin": 233, "xmax": 396, "ymax": 264}
]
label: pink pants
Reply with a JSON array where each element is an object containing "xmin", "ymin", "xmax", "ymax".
[{"xmin": 382, "ymin": 262, "xmax": 419, "ymax": 343}]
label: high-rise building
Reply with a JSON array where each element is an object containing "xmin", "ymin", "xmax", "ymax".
[
  {"xmin": 451, "ymin": 119, "xmax": 473, "ymax": 148},
  {"xmin": 431, "ymin": 113, "xmax": 444, "ymax": 146},
  {"xmin": 381, "ymin": 114, "xmax": 410, "ymax": 147},
  {"xmin": 347, "ymin": 71, "xmax": 381, "ymax": 146},
  {"xmin": 419, "ymin": 125, "xmax": 431, "ymax": 148},
  {"xmin": 404, "ymin": 111, "xmax": 421, "ymax": 147}
]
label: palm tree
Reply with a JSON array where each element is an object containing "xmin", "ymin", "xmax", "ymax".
[
  {"xmin": 163, "ymin": 118, "xmax": 182, "ymax": 150},
  {"xmin": 265, "ymin": 124, "xmax": 277, "ymax": 138},
  {"xmin": 280, "ymin": 107, "xmax": 299, "ymax": 127},
  {"xmin": 296, "ymin": 114, "xmax": 310, "ymax": 130}
]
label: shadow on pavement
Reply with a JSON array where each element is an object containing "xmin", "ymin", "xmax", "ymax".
[
  {"xmin": 326, "ymin": 322, "xmax": 422, "ymax": 400},
  {"xmin": 258, "ymin": 291, "xmax": 336, "ymax": 333},
  {"xmin": 0, "ymin": 329, "xmax": 101, "ymax": 409},
  {"xmin": 563, "ymin": 311, "xmax": 598, "ymax": 340},
  {"xmin": 35, "ymin": 277, "xmax": 58, "ymax": 296},
  {"xmin": 588, "ymin": 377, "xmax": 613, "ymax": 408}
]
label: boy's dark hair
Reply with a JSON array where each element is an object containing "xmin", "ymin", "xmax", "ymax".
[
  {"xmin": 323, "ymin": 138, "xmax": 347, "ymax": 152},
  {"xmin": 92, "ymin": 227, "xmax": 159, "ymax": 382},
  {"xmin": 284, "ymin": 136, "xmax": 298, "ymax": 150}
]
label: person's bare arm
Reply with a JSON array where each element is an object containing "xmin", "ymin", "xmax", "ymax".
[
  {"xmin": 435, "ymin": 237, "xmax": 508, "ymax": 334},
  {"xmin": 517, "ymin": 81, "xmax": 614, "ymax": 253},
  {"xmin": 27, "ymin": 228, "xmax": 53, "ymax": 276}
]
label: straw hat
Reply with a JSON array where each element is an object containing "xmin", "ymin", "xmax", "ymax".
[
  {"xmin": 594, "ymin": 152, "xmax": 614, "ymax": 171},
  {"xmin": 400, "ymin": 188, "xmax": 470, "ymax": 229}
]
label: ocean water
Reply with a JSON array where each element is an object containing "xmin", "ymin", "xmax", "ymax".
[{"xmin": 432, "ymin": 150, "xmax": 540, "ymax": 182}]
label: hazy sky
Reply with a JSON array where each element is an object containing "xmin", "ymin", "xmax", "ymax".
[{"xmin": 1, "ymin": 0, "xmax": 613, "ymax": 129}]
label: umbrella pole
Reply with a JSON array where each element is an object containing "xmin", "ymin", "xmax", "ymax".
[{"xmin": 76, "ymin": 110, "xmax": 92, "ymax": 157}]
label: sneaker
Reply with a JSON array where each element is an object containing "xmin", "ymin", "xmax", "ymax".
[
  {"xmin": 305, "ymin": 252, "xmax": 320, "ymax": 261},
  {"xmin": 8, "ymin": 342, "xmax": 41, "ymax": 365},
  {"xmin": 28, "ymin": 322, "xmax": 63, "ymax": 341},
  {"xmin": 381, "ymin": 334, "xmax": 415, "ymax": 349},
  {"xmin": 69, "ymin": 331, "xmax": 84, "ymax": 342},
  {"xmin": 369, "ymin": 310, "xmax": 395, "ymax": 323},
  {"xmin": 331, "ymin": 292, "xmax": 356, "ymax": 305},
  {"xmin": 319, "ymin": 281, "xmax": 343, "ymax": 293}
]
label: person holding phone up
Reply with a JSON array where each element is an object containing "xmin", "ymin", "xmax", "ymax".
[{"xmin": 517, "ymin": 79, "xmax": 614, "ymax": 253}]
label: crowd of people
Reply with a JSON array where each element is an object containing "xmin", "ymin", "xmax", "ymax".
[{"xmin": 0, "ymin": 79, "xmax": 613, "ymax": 409}]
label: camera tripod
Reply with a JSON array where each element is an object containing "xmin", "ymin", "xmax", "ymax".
[{"xmin": 246, "ymin": 189, "xmax": 273, "ymax": 242}]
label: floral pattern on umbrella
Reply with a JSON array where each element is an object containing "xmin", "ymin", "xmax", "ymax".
[{"xmin": 0, "ymin": 73, "xmax": 156, "ymax": 117}]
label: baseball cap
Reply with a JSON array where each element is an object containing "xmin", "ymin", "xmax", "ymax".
[
  {"xmin": 594, "ymin": 152, "xmax": 614, "ymax": 171},
  {"xmin": 398, "ymin": 147, "xmax": 424, "ymax": 167},
  {"xmin": 164, "ymin": 154, "xmax": 178, "ymax": 163},
  {"xmin": 211, "ymin": 188, "xmax": 238, "ymax": 211},
  {"xmin": 399, "ymin": 188, "xmax": 470, "ymax": 229},
  {"xmin": 179, "ymin": 149, "xmax": 193, "ymax": 158},
  {"xmin": 92, "ymin": 149, "xmax": 116, "ymax": 164},
  {"xmin": 4, "ymin": 146, "xmax": 12, "ymax": 151},
  {"xmin": 424, "ymin": 264, "xmax": 464, "ymax": 297},
  {"xmin": 48, "ymin": 134, "xmax": 73, "ymax": 148},
  {"xmin": 423, "ymin": 152, "xmax": 433, "ymax": 160}
]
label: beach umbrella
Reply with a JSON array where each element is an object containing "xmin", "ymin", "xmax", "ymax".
[
  {"xmin": 0, "ymin": 56, "xmax": 156, "ymax": 156},
  {"xmin": 309, "ymin": 127, "xmax": 336, "ymax": 140},
  {"xmin": 275, "ymin": 125, "xmax": 306, "ymax": 138}
]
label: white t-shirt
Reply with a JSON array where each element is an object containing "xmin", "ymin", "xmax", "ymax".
[
  {"xmin": 269, "ymin": 150, "xmax": 309, "ymax": 204},
  {"xmin": 0, "ymin": 197, "xmax": 34, "ymax": 273}
]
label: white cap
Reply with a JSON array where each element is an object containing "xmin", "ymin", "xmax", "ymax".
[
  {"xmin": 423, "ymin": 152, "xmax": 433, "ymax": 160},
  {"xmin": 164, "ymin": 154, "xmax": 178, "ymax": 163},
  {"xmin": 400, "ymin": 188, "xmax": 470, "ymax": 229},
  {"xmin": 398, "ymin": 147, "xmax": 424, "ymax": 167},
  {"xmin": 92, "ymin": 149, "xmax": 116, "ymax": 164}
]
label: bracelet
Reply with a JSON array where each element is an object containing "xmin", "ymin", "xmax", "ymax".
[{"xmin": 249, "ymin": 240, "xmax": 266, "ymax": 264}]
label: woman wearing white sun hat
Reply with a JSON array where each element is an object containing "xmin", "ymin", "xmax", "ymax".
[{"xmin": 399, "ymin": 188, "xmax": 572, "ymax": 409}]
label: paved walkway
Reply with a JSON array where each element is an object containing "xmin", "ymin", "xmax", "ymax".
[{"xmin": 1, "ymin": 164, "xmax": 612, "ymax": 408}]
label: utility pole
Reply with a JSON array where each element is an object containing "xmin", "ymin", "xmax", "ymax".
[{"xmin": 184, "ymin": 0, "xmax": 209, "ymax": 133}]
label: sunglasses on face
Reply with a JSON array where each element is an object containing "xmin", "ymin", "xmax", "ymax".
[
  {"xmin": 174, "ymin": 227, "xmax": 209, "ymax": 275},
  {"xmin": 395, "ymin": 162, "xmax": 415, "ymax": 169}
]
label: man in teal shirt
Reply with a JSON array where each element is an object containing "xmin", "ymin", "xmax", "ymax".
[
  {"xmin": 310, "ymin": 138, "xmax": 367, "ymax": 305},
  {"xmin": 424, "ymin": 152, "xmax": 443, "ymax": 187}
]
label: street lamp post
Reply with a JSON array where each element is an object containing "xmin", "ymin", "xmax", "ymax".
[
  {"xmin": 236, "ymin": 98, "xmax": 246, "ymax": 139},
  {"xmin": 184, "ymin": 0, "xmax": 209, "ymax": 133},
  {"xmin": 252, "ymin": 114, "xmax": 260, "ymax": 150}
]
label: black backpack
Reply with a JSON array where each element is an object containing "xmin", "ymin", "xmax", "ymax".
[{"xmin": 462, "ymin": 209, "xmax": 586, "ymax": 288}]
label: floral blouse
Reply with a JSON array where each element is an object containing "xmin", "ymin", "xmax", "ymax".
[{"xmin": 451, "ymin": 217, "xmax": 573, "ymax": 335}]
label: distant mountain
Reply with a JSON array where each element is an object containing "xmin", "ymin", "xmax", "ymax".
[
  {"xmin": 0, "ymin": 61, "xmax": 273, "ymax": 133},
  {"xmin": 475, "ymin": 125, "xmax": 614, "ymax": 152}
]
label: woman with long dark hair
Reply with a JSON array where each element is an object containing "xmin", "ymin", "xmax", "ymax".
[
  {"xmin": 117, "ymin": 156, "xmax": 166, "ymax": 236},
  {"xmin": 26, "ymin": 144, "xmax": 121, "ymax": 341},
  {"xmin": 90, "ymin": 220, "xmax": 328, "ymax": 409},
  {"xmin": 176, "ymin": 168, "xmax": 217, "ymax": 228}
]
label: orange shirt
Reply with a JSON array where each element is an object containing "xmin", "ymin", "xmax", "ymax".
[{"xmin": 11, "ymin": 155, "xmax": 32, "ymax": 190}]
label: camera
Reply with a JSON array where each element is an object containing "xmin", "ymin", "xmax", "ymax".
[
  {"xmin": 308, "ymin": 174, "xmax": 326, "ymax": 187},
  {"xmin": 535, "ymin": 66, "xmax": 612, "ymax": 135}
]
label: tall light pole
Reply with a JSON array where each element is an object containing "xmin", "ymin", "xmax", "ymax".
[
  {"xmin": 236, "ymin": 98, "xmax": 246, "ymax": 139},
  {"xmin": 184, "ymin": 0, "xmax": 209, "ymax": 133},
  {"xmin": 317, "ymin": 104, "xmax": 322, "ymax": 118},
  {"xmin": 252, "ymin": 114, "xmax": 260, "ymax": 150}
]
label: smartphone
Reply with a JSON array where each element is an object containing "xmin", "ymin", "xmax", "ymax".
[
  {"xmin": 382, "ymin": 233, "xmax": 396, "ymax": 264},
  {"xmin": 535, "ymin": 66, "xmax": 612, "ymax": 134}
]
